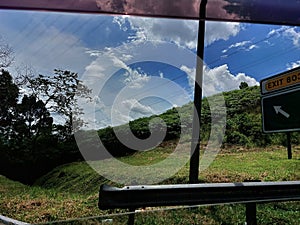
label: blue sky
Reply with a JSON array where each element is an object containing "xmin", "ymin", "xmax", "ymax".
[{"xmin": 1, "ymin": 10, "xmax": 300, "ymax": 128}]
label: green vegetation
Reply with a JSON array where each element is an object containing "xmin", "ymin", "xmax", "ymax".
[
  {"xmin": 0, "ymin": 175, "xmax": 102, "ymax": 223},
  {"xmin": 2, "ymin": 68, "xmax": 299, "ymax": 185},
  {"xmin": 0, "ymin": 69, "xmax": 90, "ymax": 184},
  {"xmin": 1, "ymin": 54, "xmax": 299, "ymax": 224},
  {"xmin": 86, "ymin": 85, "xmax": 299, "ymax": 156},
  {"xmin": 0, "ymin": 145, "xmax": 299, "ymax": 224}
]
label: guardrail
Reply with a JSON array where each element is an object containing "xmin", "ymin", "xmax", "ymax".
[
  {"xmin": 0, "ymin": 215, "xmax": 30, "ymax": 225},
  {"xmin": 99, "ymin": 181, "xmax": 300, "ymax": 224}
]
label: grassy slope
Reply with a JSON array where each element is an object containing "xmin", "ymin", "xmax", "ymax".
[
  {"xmin": 1, "ymin": 145, "xmax": 299, "ymax": 224},
  {"xmin": 1, "ymin": 86, "xmax": 299, "ymax": 224},
  {"xmin": 0, "ymin": 175, "xmax": 104, "ymax": 223}
]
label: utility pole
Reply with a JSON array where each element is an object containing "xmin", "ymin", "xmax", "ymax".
[{"xmin": 189, "ymin": 0, "xmax": 207, "ymax": 184}]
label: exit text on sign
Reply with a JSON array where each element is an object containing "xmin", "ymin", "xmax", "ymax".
[{"xmin": 261, "ymin": 68, "xmax": 300, "ymax": 94}]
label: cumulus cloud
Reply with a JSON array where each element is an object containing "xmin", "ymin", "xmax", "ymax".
[
  {"xmin": 203, "ymin": 64, "xmax": 258, "ymax": 96},
  {"xmin": 113, "ymin": 17, "xmax": 242, "ymax": 49},
  {"xmin": 123, "ymin": 69, "xmax": 150, "ymax": 89},
  {"xmin": 181, "ymin": 64, "xmax": 258, "ymax": 97},
  {"xmin": 84, "ymin": 45, "xmax": 150, "ymax": 92},
  {"xmin": 183, "ymin": 61, "xmax": 259, "ymax": 96},
  {"xmin": 122, "ymin": 99, "xmax": 154, "ymax": 115},
  {"xmin": 114, "ymin": 16, "xmax": 198, "ymax": 49},
  {"xmin": 110, "ymin": 98, "xmax": 155, "ymax": 126},
  {"xmin": 284, "ymin": 27, "xmax": 300, "ymax": 46},
  {"xmin": 205, "ymin": 21, "xmax": 241, "ymax": 45},
  {"xmin": 84, "ymin": 63, "xmax": 106, "ymax": 78},
  {"xmin": 80, "ymin": 19, "xmax": 249, "ymax": 128}
]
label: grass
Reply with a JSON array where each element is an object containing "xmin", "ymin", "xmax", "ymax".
[
  {"xmin": 0, "ymin": 175, "xmax": 104, "ymax": 223},
  {"xmin": 200, "ymin": 146, "xmax": 300, "ymax": 182},
  {"xmin": 0, "ymin": 143, "xmax": 299, "ymax": 224}
]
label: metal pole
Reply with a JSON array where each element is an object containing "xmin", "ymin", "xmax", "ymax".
[
  {"xmin": 287, "ymin": 132, "xmax": 292, "ymax": 159},
  {"xmin": 246, "ymin": 203, "xmax": 257, "ymax": 225},
  {"xmin": 127, "ymin": 209, "xmax": 135, "ymax": 225},
  {"xmin": 189, "ymin": 0, "xmax": 207, "ymax": 184}
]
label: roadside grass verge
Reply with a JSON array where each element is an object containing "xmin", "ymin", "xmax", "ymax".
[
  {"xmin": 0, "ymin": 144, "xmax": 299, "ymax": 224},
  {"xmin": 0, "ymin": 175, "xmax": 104, "ymax": 223}
]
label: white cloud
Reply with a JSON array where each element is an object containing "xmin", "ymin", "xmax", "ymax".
[
  {"xmin": 114, "ymin": 17, "xmax": 242, "ymax": 49},
  {"xmin": 123, "ymin": 69, "xmax": 150, "ymax": 89},
  {"xmin": 248, "ymin": 44, "xmax": 258, "ymax": 50},
  {"xmin": 287, "ymin": 60, "xmax": 300, "ymax": 70},
  {"xmin": 84, "ymin": 63, "xmax": 106, "ymax": 78},
  {"xmin": 181, "ymin": 63, "xmax": 259, "ymax": 97},
  {"xmin": 110, "ymin": 98, "xmax": 156, "ymax": 126},
  {"xmin": 85, "ymin": 50, "xmax": 102, "ymax": 57},
  {"xmin": 180, "ymin": 65, "xmax": 196, "ymax": 90},
  {"xmin": 267, "ymin": 26, "xmax": 289, "ymax": 37},
  {"xmin": 205, "ymin": 21, "xmax": 241, "ymax": 45},
  {"xmin": 123, "ymin": 99, "xmax": 154, "ymax": 115},
  {"xmin": 11, "ymin": 25, "xmax": 92, "ymax": 76},
  {"xmin": 229, "ymin": 41, "xmax": 251, "ymax": 49},
  {"xmin": 203, "ymin": 64, "xmax": 258, "ymax": 96},
  {"xmin": 84, "ymin": 45, "xmax": 150, "ymax": 91},
  {"xmin": 268, "ymin": 26, "xmax": 300, "ymax": 47},
  {"xmin": 81, "ymin": 26, "xmax": 257, "ymax": 128},
  {"xmin": 181, "ymin": 64, "xmax": 258, "ymax": 97},
  {"xmin": 284, "ymin": 27, "xmax": 300, "ymax": 47},
  {"xmin": 114, "ymin": 16, "xmax": 198, "ymax": 49},
  {"xmin": 222, "ymin": 40, "xmax": 258, "ymax": 53},
  {"xmin": 82, "ymin": 41, "xmax": 188, "ymax": 128},
  {"xmin": 159, "ymin": 71, "xmax": 164, "ymax": 78}
]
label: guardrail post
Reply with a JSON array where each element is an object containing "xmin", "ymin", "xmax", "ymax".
[
  {"xmin": 244, "ymin": 180, "xmax": 259, "ymax": 225},
  {"xmin": 287, "ymin": 132, "xmax": 292, "ymax": 159},
  {"xmin": 127, "ymin": 209, "xmax": 135, "ymax": 225},
  {"xmin": 245, "ymin": 202, "xmax": 257, "ymax": 225}
]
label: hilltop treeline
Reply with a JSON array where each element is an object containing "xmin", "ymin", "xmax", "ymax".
[
  {"xmin": 1, "ymin": 70, "xmax": 299, "ymax": 184},
  {"xmin": 79, "ymin": 85, "xmax": 299, "ymax": 159}
]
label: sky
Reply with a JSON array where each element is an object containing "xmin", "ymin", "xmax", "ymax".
[{"xmin": 1, "ymin": 9, "xmax": 300, "ymax": 128}]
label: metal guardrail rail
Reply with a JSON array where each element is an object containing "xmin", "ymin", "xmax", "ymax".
[
  {"xmin": 99, "ymin": 181, "xmax": 300, "ymax": 209},
  {"xmin": 0, "ymin": 215, "xmax": 30, "ymax": 225}
]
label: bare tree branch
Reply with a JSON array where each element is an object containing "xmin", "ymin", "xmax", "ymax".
[{"xmin": 0, "ymin": 37, "xmax": 14, "ymax": 68}]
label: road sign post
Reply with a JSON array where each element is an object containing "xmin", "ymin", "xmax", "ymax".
[{"xmin": 287, "ymin": 132, "xmax": 292, "ymax": 160}]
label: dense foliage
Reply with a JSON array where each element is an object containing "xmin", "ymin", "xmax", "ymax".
[
  {"xmin": 1, "ymin": 66, "xmax": 299, "ymax": 184},
  {"xmin": 0, "ymin": 69, "xmax": 89, "ymax": 184},
  {"xmin": 93, "ymin": 85, "xmax": 299, "ymax": 157}
]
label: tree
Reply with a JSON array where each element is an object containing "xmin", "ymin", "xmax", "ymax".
[
  {"xmin": 16, "ymin": 95, "xmax": 53, "ymax": 139},
  {"xmin": 0, "ymin": 37, "xmax": 14, "ymax": 68},
  {"xmin": 0, "ymin": 70, "xmax": 54, "ymax": 147},
  {"xmin": 27, "ymin": 69, "xmax": 92, "ymax": 141},
  {"xmin": 239, "ymin": 81, "xmax": 249, "ymax": 89},
  {"xmin": 0, "ymin": 69, "xmax": 19, "ymax": 142},
  {"xmin": 0, "ymin": 70, "xmax": 57, "ymax": 184}
]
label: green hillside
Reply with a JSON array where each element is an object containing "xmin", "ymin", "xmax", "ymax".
[
  {"xmin": 1, "ymin": 85, "xmax": 299, "ymax": 224},
  {"xmin": 77, "ymin": 85, "xmax": 299, "ymax": 159},
  {"xmin": 2, "ymin": 84, "xmax": 299, "ymax": 184}
]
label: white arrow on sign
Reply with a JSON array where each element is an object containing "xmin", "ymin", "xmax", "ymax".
[{"xmin": 274, "ymin": 106, "xmax": 290, "ymax": 118}]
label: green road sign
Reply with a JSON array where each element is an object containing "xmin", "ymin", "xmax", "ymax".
[{"xmin": 262, "ymin": 88, "xmax": 300, "ymax": 133}]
